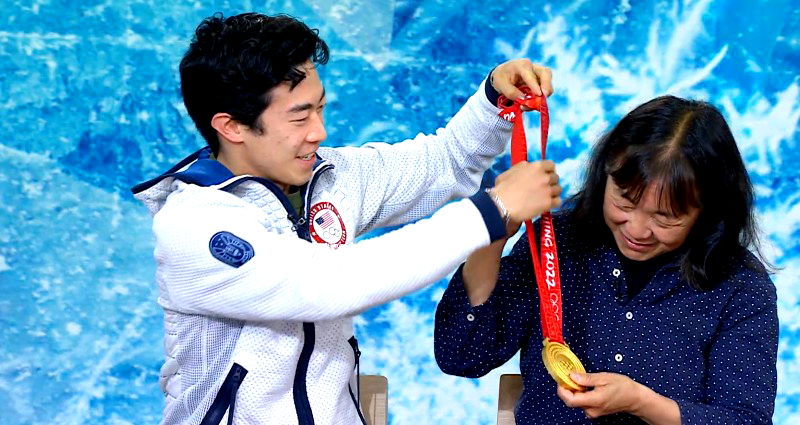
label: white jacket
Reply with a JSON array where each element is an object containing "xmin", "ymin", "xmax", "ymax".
[{"xmin": 132, "ymin": 79, "xmax": 510, "ymax": 425}]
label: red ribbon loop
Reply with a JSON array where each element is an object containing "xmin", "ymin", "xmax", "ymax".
[{"xmin": 497, "ymin": 87, "xmax": 563, "ymax": 344}]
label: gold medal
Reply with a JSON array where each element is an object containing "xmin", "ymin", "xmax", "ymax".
[{"xmin": 542, "ymin": 339, "xmax": 586, "ymax": 392}]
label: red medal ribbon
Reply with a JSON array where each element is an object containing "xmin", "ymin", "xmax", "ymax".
[{"xmin": 498, "ymin": 88, "xmax": 563, "ymax": 344}]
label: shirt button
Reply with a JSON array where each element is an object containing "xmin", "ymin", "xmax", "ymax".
[
  {"xmin": 625, "ymin": 312, "xmax": 633, "ymax": 320},
  {"xmin": 614, "ymin": 353, "xmax": 624, "ymax": 362},
  {"xmin": 466, "ymin": 313, "xmax": 475, "ymax": 322},
  {"xmin": 612, "ymin": 268, "xmax": 621, "ymax": 277}
]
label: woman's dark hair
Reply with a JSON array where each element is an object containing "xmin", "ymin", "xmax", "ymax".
[
  {"xmin": 179, "ymin": 13, "xmax": 329, "ymax": 154},
  {"xmin": 569, "ymin": 95, "xmax": 768, "ymax": 289}
]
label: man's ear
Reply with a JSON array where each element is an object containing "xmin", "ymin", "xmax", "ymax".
[{"xmin": 210, "ymin": 113, "xmax": 245, "ymax": 145}]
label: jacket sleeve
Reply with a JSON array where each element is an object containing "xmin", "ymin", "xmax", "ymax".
[
  {"xmin": 325, "ymin": 78, "xmax": 511, "ymax": 235},
  {"xmin": 675, "ymin": 268, "xmax": 778, "ymax": 425},
  {"xmin": 434, "ymin": 233, "xmax": 538, "ymax": 378},
  {"xmin": 153, "ymin": 187, "xmax": 502, "ymax": 322}
]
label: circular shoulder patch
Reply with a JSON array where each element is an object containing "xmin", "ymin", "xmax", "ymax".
[
  {"xmin": 308, "ymin": 202, "xmax": 347, "ymax": 247},
  {"xmin": 209, "ymin": 231, "xmax": 255, "ymax": 268}
]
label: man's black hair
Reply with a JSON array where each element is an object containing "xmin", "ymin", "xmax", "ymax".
[{"xmin": 179, "ymin": 12, "xmax": 329, "ymax": 154}]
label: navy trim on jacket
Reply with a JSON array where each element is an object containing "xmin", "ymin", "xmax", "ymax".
[
  {"xmin": 294, "ymin": 322, "xmax": 316, "ymax": 425},
  {"xmin": 199, "ymin": 363, "xmax": 248, "ymax": 425},
  {"xmin": 131, "ymin": 147, "xmax": 236, "ymax": 194}
]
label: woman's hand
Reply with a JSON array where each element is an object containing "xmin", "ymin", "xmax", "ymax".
[{"xmin": 557, "ymin": 372, "xmax": 681, "ymax": 424}]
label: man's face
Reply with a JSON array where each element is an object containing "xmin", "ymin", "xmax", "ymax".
[
  {"xmin": 240, "ymin": 62, "xmax": 327, "ymax": 191},
  {"xmin": 602, "ymin": 176, "xmax": 700, "ymax": 261}
]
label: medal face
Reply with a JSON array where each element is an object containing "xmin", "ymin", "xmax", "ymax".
[
  {"xmin": 308, "ymin": 201, "xmax": 347, "ymax": 247},
  {"xmin": 542, "ymin": 340, "xmax": 587, "ymax": 392}
]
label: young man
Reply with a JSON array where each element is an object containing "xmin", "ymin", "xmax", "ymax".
[{"xmin": 132, "ymin": 12, "xmax": 561, "ymax": 425}]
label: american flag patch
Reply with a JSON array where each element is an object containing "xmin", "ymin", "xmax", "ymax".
[
  {"xmin": 315, "ymin": 211, "xmax": 334, "ymax": 229},
  {"xmin": 308, "ymin": 201, "xmax": 347, "ymax": 246}
]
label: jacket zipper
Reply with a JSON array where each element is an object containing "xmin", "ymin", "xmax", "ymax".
[
  {"xmin": 292, "ymin": 162, "xmax": 333, "ymax": 425},
  {"xmin": 199, "ymin": 363, "xmax": 248, "ymax": 425},
  {"xmin": 220, "ymin": 162, "xmax": 334, "ymax": 425},
  {"xmin": 347, "ymin": 336, "xmax": 367, "ymax": 425}
]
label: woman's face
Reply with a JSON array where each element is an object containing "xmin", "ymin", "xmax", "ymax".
[{"xmin": 603, "ymin": 176, "xmax": 701, "ymax": 261}]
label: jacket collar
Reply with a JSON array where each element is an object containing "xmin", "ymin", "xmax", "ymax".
[{"xmin": 131, "ymin": 147, "xmax": 326, "ymax": 194}]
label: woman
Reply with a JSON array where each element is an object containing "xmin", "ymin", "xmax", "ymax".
[{"xmin": 434, "ymin": 95, "xmax": 778, "ymax": 424}]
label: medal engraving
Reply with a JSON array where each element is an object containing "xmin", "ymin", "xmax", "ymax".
[{"xmin": 542, "ymin": 340, "xmax": 586, "ymax": 391}]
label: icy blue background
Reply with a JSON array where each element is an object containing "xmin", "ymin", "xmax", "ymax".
[{"xmin": 1, "ymin": 0, "xmax": 798, "ymax": 424}]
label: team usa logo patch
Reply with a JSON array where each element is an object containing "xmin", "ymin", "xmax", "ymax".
[
  {"xmin": 308, "ymin": 201, "xmax": 347, "ymax": 247},
  {"xmin": 209, "ymin": 231, "xmax": 255, "ymax": 268}
]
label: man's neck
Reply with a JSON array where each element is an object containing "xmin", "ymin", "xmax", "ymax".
[{"xmin": 215, "ymin": 151, "xmax": 290, "ymax": 194}]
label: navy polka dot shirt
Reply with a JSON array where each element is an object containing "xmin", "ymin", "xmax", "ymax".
[{"xmin": 435, "ymin": 211, "xmax": 778, "ymax": 424}]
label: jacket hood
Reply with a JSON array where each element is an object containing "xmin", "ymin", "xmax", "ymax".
[{"xmin": 131, "ymin": 147, "xmax": 236, "ymax": 215}]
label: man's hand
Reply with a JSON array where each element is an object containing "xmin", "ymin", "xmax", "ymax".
[
  {"xmin": 492, "ymin": 160, "xmax": 561, "ymax": 223},
  {"xmin": 462, "ymin": 161, "xmax": 558, "ymax": 307},
  {"xmin": 491, "ymin": 59, "xmax": 554, "ymax": 100}
]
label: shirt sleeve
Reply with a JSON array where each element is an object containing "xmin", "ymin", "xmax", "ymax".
[
  {"xmin": 675, "ymin": 267, "xmax": 778, "ymax": 425},
  {"xmin": 154, "ymin": 187, "xmax": 497, "ymax": 323},
  {"xmin": 434, "ymin": 233, "xmax": 539, "ymax": 378},
  {"xmin": 326, "ymin": 77, "xmax": 511, "ymax": 235}
]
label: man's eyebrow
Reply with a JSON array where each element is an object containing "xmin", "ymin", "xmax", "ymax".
[
  {"xmin": 287, "ymin": 103, "xmax": 313, "ymax": 114},
  {"xmin": 287, "ymin": 88, "xmax": 326, "ymax": 114}
]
